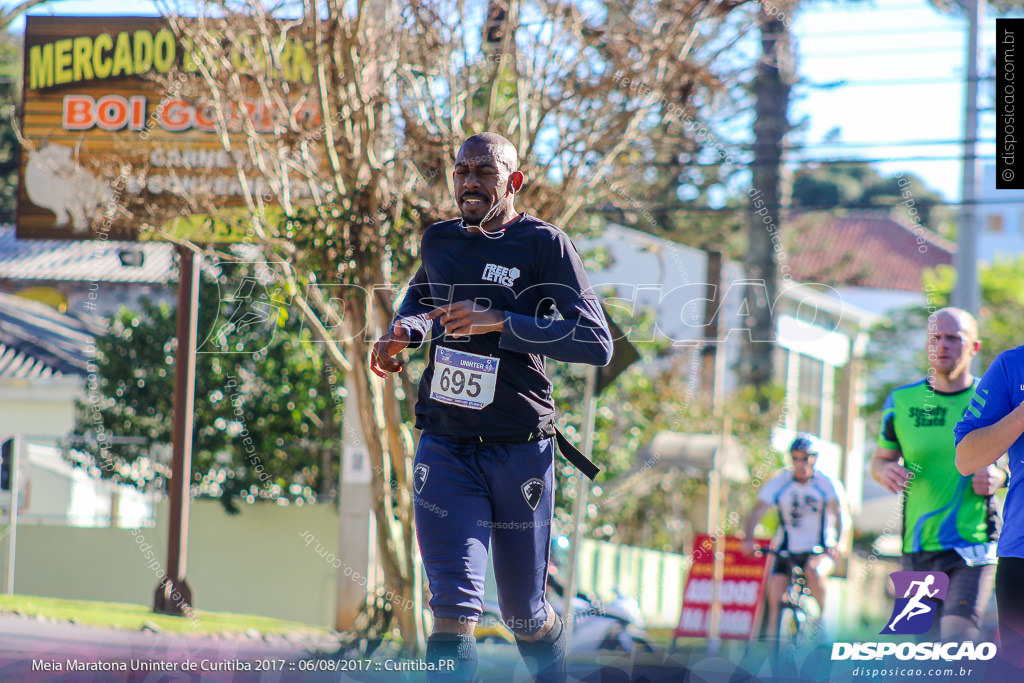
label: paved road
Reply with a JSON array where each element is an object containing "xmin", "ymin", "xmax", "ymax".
[
  {"xmin": 5, "ymin": 613, "xmax": 927, "ymax": 682},
  {"xmin": 0, "ymin": 613, "xmax": 339, "ymax": 682},
  {"xmin": 0, "ymin": 613, "xmax": 700, "ymax": 682},
  {"xmin": 0, "ymin": 615, "xmax": 534, "ymax": 682}
]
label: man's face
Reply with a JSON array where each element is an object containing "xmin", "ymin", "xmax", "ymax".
[
  {"xmin": 927, "ymin": 313, "xmax": 978, "ymax": 377},
  {"xmin": 791, "ymin": 449, "xmax": 816, "ymax": 479},
  {"xmin": 453, "ymin": 142, "xmax": 513, "ymax": 226}
]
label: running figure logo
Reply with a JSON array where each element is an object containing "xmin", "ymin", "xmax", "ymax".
[{"xmin": 881, "ymin": 571, "xmax": 949, "ymax": 635}]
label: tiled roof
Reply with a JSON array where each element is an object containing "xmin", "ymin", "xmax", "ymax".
[
  {"xmin": 0, "ymin": 292, "xmax": 102, "ymax": 380},
  {"xmin": 786, "ymin": 214, "xmax": 955, "ymax": 292},
  {"xmin": 0, "ymin": 225, "xmax": 174, "ymax": 284}
]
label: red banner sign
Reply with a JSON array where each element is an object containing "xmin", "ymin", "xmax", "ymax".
[{"xmin": 674, "ymin": 534, "xmax": 771, "ymax": 640}]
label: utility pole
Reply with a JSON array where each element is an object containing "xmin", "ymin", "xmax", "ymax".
[
  {"xmin": 562, "ymin": 366, "xmax": 599, "ymax": 659},
  {"xmin": 154, "ymin": 246, "xmax": 199, "ymax": 615},
  {"xmin": 701, "ymin": 249, "xmax": 723, "ymax": 402},
  {"xmin": 954, "ymin": 0, "xmax": 982, "ymax": 316},
  {"xmin": 745, "ymin": 1, "xmax": 794, "ymax": 406}
]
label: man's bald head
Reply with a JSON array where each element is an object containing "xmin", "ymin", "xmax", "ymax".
[
  {"xmin": 930, "ymin": 307, "xmax": 979, "ymax": 343},
  {"xmin": 459, "ymin": 132, "xmax": 519, "ymax": 172},
  {"xmin": 927, "ymin": 306, "xmax": 981, "ymax": 382},
  {"xmin": 452, "ymin": 132, "xmax": 526, "ymax": 230}
]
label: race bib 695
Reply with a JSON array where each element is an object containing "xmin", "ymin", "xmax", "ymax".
[{"xmin": 429, "ymin": 346, "xmax": 499, "ymax": 410}]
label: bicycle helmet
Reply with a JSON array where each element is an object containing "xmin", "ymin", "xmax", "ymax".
[{"xmin": 789, "ymin": 433, "xmax": 820, "ymax": 456}]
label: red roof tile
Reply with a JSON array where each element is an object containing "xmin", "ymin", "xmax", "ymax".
[{"xmin": 786, "ymin": 214, "xmax": 954, "ymax": 292}]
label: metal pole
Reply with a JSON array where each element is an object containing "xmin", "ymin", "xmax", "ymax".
[
  {"xmin": 707, "ymin": 332, "xmax": 729, "ymax": 653},
  {"xmin": 702, "ymin": 249, "xmax": 723, "ymax": 398},
  {"xmin": 954, "ymin": 0, "xmax": 982, "ymax": 316},
  {"xmin": 154, "ymin": 246, "xmax": 200, "ymax": 615},
  {"xmin": 562, "ymin": 366, "xmax": 599, "ymax": 659},
  {"xmin": 5, "ymin": 435, "xmax": 21, "ymax": 595}
]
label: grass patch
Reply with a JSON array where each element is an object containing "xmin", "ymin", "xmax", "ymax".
[{"xmin": 0, "ymin": 594, "xmax": 334, "ymax": 637}]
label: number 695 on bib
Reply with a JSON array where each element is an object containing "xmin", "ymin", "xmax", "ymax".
[{"xmin": 429, "ymin": 347, "xmax": 500, "ymax": 410}]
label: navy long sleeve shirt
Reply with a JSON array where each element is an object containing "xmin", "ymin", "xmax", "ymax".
[{"xmin": 392, "ymin": 213, "xmax": 613, "ymax": 440}]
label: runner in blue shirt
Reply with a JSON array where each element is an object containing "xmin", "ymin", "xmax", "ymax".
[
  {"xmin": 955, "ymin": 345, "xmax": 1024, "ymax": 668},
  {"xmin": 371, "ymin": 132, "xmax": 612, "ymax": 682}
]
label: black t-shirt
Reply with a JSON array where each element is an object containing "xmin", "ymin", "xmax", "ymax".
[{"xmin": 392, "ymin": 213, "xmax": 612, "ymax": 439}]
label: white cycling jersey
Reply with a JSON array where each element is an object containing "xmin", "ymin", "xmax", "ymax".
[{"xmin": 757, "ymin": 469, "xmax": 847, "ymax": 553}]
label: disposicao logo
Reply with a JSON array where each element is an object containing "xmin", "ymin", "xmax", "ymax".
[{"xmin": 831, "ymin": 570, "xmax": 996, "ymax": 663}]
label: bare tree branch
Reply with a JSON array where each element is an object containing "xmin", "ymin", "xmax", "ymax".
[{"xmin": 0, "ymin": 0, "xmax": 56, "ymax": 31}]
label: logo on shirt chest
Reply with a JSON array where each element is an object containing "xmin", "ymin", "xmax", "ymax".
[
  {"xmin": 481, "ymin": 263, "xmax": 521, "ymax": 287},
  {"xmin": 786, "ymin": 491, "xmax": 822, "ymax": 526},
  {"xmin": 908, "ymin": 406, "xmax": 947, "ymax": 428}
]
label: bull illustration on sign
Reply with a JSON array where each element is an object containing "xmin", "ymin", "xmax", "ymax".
[{"xmin": 25, "ymin": 143, "xmax": 111, "ymax": 232}]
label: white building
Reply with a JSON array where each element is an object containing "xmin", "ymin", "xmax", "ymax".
[
  {"xmin": 976, "ymin": 164, "xmax": 1024, "ymax": 263},
  {"xmin": 785, "ymin": 212, "xmax": 961, "ymax": 533},
  {"xmin": 1, "ymin": 442, "xmax": 155, "ymax": 527},
  {"xmin": 0, "ymin": 225, "xmax": 174, "ymax": 318},
  {"xmin": 0, "ymin": 290, "xmax": 158, "ymax": 528},
  {"xmin": 581, "ymin": 224, "xmax": 880, "ymax": 513}
]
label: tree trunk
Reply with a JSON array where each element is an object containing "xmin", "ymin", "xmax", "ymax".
[
  {"xmin": 344, "ymin": 265, "xmax": 420, "ymax": 655},
  {"xmin": 744, "ymin": 5, "xmax": 794, "ymax": 405},
  {"xmin": 319, "ymin": 363, "xmax": 335, "ymax": 498}
]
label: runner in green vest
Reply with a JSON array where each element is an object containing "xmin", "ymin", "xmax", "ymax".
[{"xmin": 870, "ymin": 307, "xmax": 1005, "ymax": 640}]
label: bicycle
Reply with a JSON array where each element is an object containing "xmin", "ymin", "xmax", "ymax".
[{"xmin": 755, "ymin": 545, "xmax": 825, "ymax": 656}]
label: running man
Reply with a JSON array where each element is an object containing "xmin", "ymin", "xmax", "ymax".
[
  {"xmin": 371, "ymin": 132, "xmax": 612, "ymax": 682},
  {"xmin": 870, "ymin": 307, "xmax": 1004, "ymax": 641},
  {"xmin": 742, "ymin": 434, "xmax": 850, "ymax": 638},
  {"xmin": 888, "ymin": 574, "xmax": 940, "ymax": 631}
]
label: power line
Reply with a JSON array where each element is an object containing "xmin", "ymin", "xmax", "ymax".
[
  {"xmin": 757, "ymin": 139, "xmax": 996, "ymax": 151},
  {"xmin": 799, "ymin": 75, "xmax": 994, "ymax": 87},
  {"xmin": 797, "ymin": 25, "xmax": 992, "ymax": 39},
  {"xmin": 586, "ymin": 196, "xmax": 1022, "ymax": 216},
  {"xmin": 800, "ymin": 46, "xmax": 971, "ymax": 58},
  {"xmin": 647, "ymin": 154, "xmax": 998, "ymax": 168},
  {"xmin": 802, "ymin": 2, "xmax": 976, "ymax": 11},
  {"xmin": 635, "ymin": 138, "xmax": 996, "ymax": 153}
]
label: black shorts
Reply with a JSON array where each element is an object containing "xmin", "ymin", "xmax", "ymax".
[
  {"xmin": 772, "ymin": 552, "xmax": 812, "ymax": 577},
  {"xmin": 901, "ymin": 549, "xmax": 995, "ymax": 625},
  {"xmin": 996, "ymin": 557, "xmax": 1024, "ymax": 667}
]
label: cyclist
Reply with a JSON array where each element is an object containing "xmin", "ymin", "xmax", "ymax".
[{"xmin": 742, "ymin": 434, "xmax": 851, "ymax": 638}]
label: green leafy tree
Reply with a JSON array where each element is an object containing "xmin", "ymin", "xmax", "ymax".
[
  {"xmin": 72, "ymin": 260, "xmax": 342, "ymax": 513},
  {"xmin": 1, "ymin": 1, "xmax": 64, "ymax": 220},
  {"xmin": 863, "ymin": 257, "xmax": 1024, "ymax": 422},
  {"xmin": 926, "ymin": 260, "xmax": 1024, "ymax": 370},
  {"xmin": 0, "ymin": 28, "xmax": 20, "ymax": 222},
  {"xmin": 551, "ymin": 309, "xmax": 784, "ymax": 552},
  {"xmin": 791, "ymin": 161, "xmax": 952, "ymax": 236}
]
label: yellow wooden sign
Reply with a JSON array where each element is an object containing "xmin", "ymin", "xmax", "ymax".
[{"xmin": 18, "ymin": 16, "xmax": 316, "ymax": 242}]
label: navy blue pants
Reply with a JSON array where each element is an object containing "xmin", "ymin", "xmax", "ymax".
[{"xmin": 413, "ymin": 431, "xmax": 555, "ymax": 636}]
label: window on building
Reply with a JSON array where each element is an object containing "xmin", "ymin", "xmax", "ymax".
[
  {"xmin": 986, "ymin": 214, "xmax": 1004, "ymax": 233},
  {"xmin": 832, "ymin": 364, "xmax": 851, "ymax": 449},
  {"xmin": 797, "ymin": 355, "xmax": 824, "ymax": 434}
]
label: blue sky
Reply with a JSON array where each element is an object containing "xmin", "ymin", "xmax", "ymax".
[
  {"xmin": 793, "ymin": 0, "xmax": 997, "ymax": 204},
  {"xmin": 11, "ymin": 0, "xmax": 993, "ymax": 203}
]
